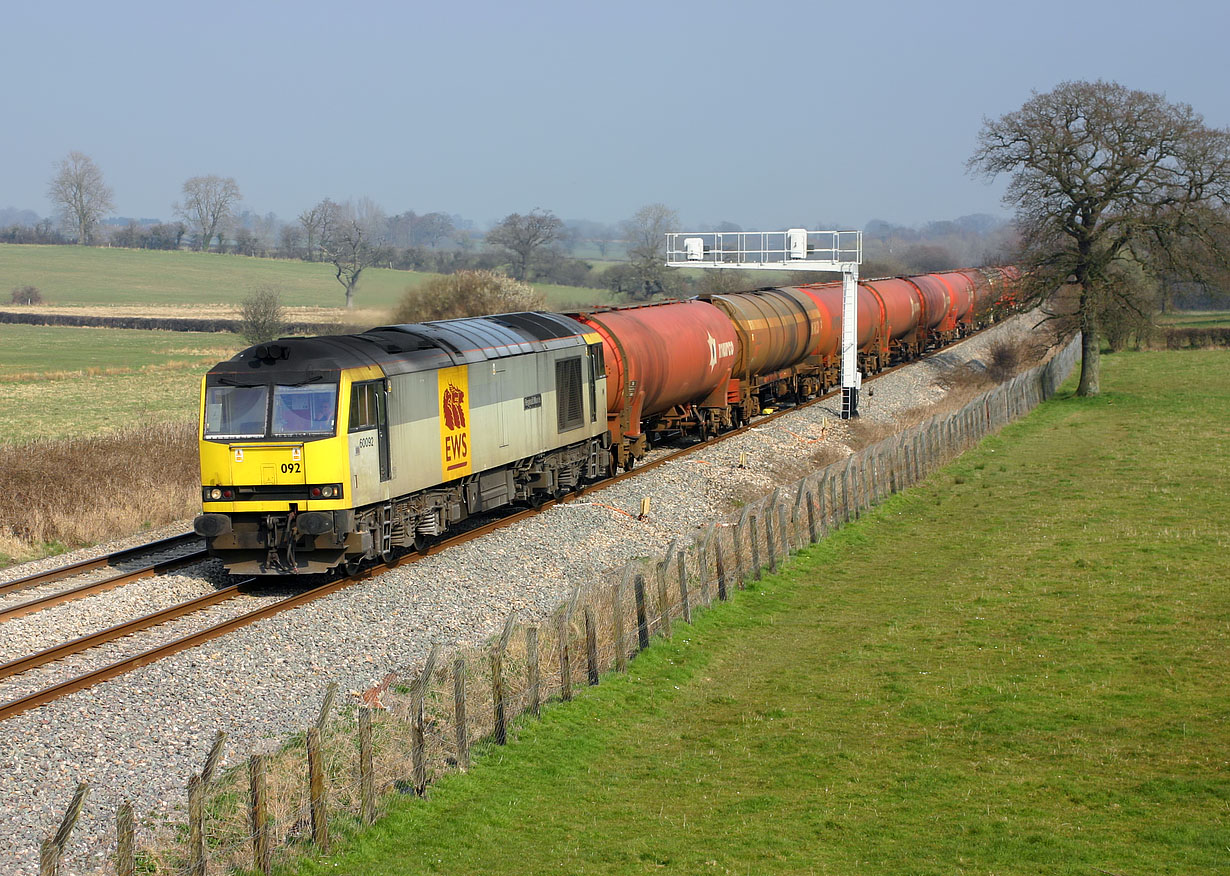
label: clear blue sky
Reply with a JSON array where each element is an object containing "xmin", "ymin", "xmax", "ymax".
[{"xmin": 4, "ymin": 0, "xmax": 1227, "ymax": 230}]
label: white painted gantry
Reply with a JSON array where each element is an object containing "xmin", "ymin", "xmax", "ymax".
[{"xmin": 665, "ymin": 229, "xmax": 864, "ymax": 419}]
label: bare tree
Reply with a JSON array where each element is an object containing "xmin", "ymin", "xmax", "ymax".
[
  {"xmin": 486, "ymin": 209, "xmax": 564, "ymax": 280},
  {"xmin": 411, "ymin": 212, "xmax": 456, "ymax": 248},
  {"xmin": 175, "ymin": 175, "xmax": 241, "ymax": 252},
  {"xmin": 970, "ymin": 80, "xmax": 1230, "ymax": 395},
  {"xmin": 621, "ymin": 203, "xmax": 680, "ymax": 300},
  {"xmin": 320, "ymin": 203, "xmax": 387, "ymax": 308},
  {"xmin": 298, "ymin": 199, "xmax": 339, "ymax": 261},
  {"xmin": 47, "ymin": 152, "xmax": 114, "ymax": 245}
]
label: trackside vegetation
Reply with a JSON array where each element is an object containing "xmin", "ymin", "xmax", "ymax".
[{"xmin": 280, "ymin": 350, "xmax": 1228, "ymax": 876}]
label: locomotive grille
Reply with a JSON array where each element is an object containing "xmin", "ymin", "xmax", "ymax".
[{"xmin": 556, "ymin": 357, "xmax": 584, "ymax": 432}]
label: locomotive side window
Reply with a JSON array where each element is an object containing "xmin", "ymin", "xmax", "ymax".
[
  {"xmin": 349, "ymin": 381, "xmax": 380, "ymax": 432},
  {"xmin": 272, "ymin": 384, "xmax": 337, "ymax": 436},
  {"xmin": 204, "ymin": 385, "xmax": 269, "ymax": 438},
  {"xmin": 588, "ymin": 344, "xmax": 602, "ymax": 422},
  {"xmin": 556, "ymin": 357, "xmax": 584, "ymax": 433}
]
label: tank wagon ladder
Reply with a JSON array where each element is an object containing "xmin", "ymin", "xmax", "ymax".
[{"xmin": 666, "ymin": 228, "xmax": 865, "ymax": 418}]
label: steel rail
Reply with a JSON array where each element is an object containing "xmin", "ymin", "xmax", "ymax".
[
  {"xmin": 0, "ymin": 584, "xmax": 244, "ymax": 680},
  {"xmin": 0, "ymin": 549, "xmax": 210, "ymax": 622},
  {"xmin": 0, "ymin": 532, "xmax": 199, "ymax": 598}
]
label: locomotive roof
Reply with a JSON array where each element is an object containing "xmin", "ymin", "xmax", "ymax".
[{"xmin": 206, "ymin": 311, "xmax": 592, "ymax": 382}]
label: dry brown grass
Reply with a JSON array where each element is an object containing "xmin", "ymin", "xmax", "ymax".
[{"xmin": 0, "ymin": 421, "xmax": 199, "ymax": 562}]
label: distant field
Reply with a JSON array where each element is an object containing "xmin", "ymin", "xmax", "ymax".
[
  {"xmin": 0, "ymin": 324, "xmax": 240, "ymax": 443},
  {"xmin": 283, "ymin": 350, "xmax": 1228, "ymax": 876},
  {"xmin": 1156, "ymin": 309, "xmax": 1230, "ymax": 328},
  {"xmin": 0, "ymin": 323, "xmax": 240, "ymax": 380},
  {"xmin": 0, "ymin": 244, "xmax": 611, "ymax": 313}
]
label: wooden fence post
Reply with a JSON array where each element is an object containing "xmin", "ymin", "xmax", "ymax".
[
  {"xmin": 764, "ymin": 503, "xmax": 778, "ymax": 573},
  {"xmin": 806, "ymin": 491, "xmax": 817, "ymax": 543},
  {"xmin": 306, "ymin": 728, "xmax": 328, "ymax": 851},
  {"xmin": 116, "ymin": 800, "xmax": 134, "ymax": 876},
  {"xmin": 492, "ymin": 612, "xmax": 517, "ymax": 745},
  {"xmin": 39, "ymin": 839, "xmax": 57, "ymax": 876},
  {"xmin": 675, "ymin": 544, "xmax": 691, "ymax": 624},
  {"xmin": 359, "ymin": 708, "xmax": 375, "ymax": 824},
  {"xmin": 733, "ymin": 511, "xmax": 747, "ymax": 585},
  {"xmin": 714, "ymin": 538, "xmax": 728, "ymax": 601},
  {"xmin": 490, "ymin": 651, "xmax": 507, "ymax": 746},
  {"xmin": 453, "ymin": 657, "xmax": 470, "ymax": 770},
  {"xmin": 201, "ymin": 730, "xmax": 227, "ymax": 787},
  {"xmin": 411, "ymin": 645, "xmax": 440, "ymax": 797},
  {"xmin": 558, "ymin": 611, "xmax": 573, "ymax": 702},
  {"xmin": 634, "ymin": 574, "xmax": 650, "ymax": 650},
  {"xmin": 841, "ymin": 461, "xmax": 852, "ymax": 522},
  {"xmin": 748, "ymin": 513, "xmax": 761, "ymax": 582},
  {"xmin": 316, "ymin": 681, "xmax": 338, "ymax": 731},
  {"xmin": 584, "ymin": 605, "xmax": 600, "ymax": 685},
  {"xmin": 612, "ymin": 579, "xmax": 627, "ymax": 673},
  {"xmin": 655, "ymin": 563, "xmax": 672, "ymax": 639},
  {"xmin": 526, "ymin": 626, "xmax": 540, "ymax": 717},
  {"xmin": 698, "ymin": 526, "xmax": 715, "ymax": 606},
  {"xmin": 187, "ymin": 773, "xmax": 205, "ymax": 876},
  {"xmin": 249, "ymin": 754, "xmax": 270, "ymax": 875}
]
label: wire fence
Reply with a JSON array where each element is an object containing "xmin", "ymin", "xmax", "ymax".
[{"xmin": 38, "ymin": 335, "xmax": 1081, "ymax": 876}]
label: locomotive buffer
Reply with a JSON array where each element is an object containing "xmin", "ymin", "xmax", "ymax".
[{"xmin": 666, "ymin": 229, "xmax": 864, "ymax": 418}]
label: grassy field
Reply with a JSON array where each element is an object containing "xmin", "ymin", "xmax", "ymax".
[
  {"xmin": 0, "ymin": 244, "xmax": 609, "ymax": 312},
  {"xmin": 0, "ymin": 324, "xmax": 239, "ymax": 443},
  {"xmin": 280, "ymin": 350, "xmax": 1228, "ymax": 876},
  {"xmin": 1156, "ymin": 309, "xmax": 1230, "ymax": 328}
]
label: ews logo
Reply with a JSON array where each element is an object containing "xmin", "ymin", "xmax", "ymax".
[{"xmin": 437, "ymin": 366, "xmax": 472, "ymax": 477}]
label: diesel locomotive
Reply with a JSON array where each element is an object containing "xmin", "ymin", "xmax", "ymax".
[{"xmin": 194, "ymin": 266, "xmax": 1017, "ymax": 574}]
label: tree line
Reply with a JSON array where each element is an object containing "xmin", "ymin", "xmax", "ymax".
[{"xmin": 11, "ymin": 158, "xmax": 1022, "ymax": 310}]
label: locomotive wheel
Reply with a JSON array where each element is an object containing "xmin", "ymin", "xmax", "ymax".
[
  {"xmin": 344, "ymin": 561, "xmax": 362, "ymax": 576},
  {"xmin": 413, "ymin": 533, "xmax": 431, "ymax": 553},
  {"xmin": 623, "ymin": 456, "xmax": 636, "ymax": 472}
]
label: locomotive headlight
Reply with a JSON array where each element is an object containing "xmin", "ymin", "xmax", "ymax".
[{"xmin": 207, "ymin": 488, "xmax": 223, "ymax": 500}]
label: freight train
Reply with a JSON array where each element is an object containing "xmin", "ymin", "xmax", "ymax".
[{"xmin": 194, "ymin": 267, "xmax": 1017, "ymax": 574}]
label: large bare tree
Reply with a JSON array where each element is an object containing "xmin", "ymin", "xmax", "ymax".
[
  {"xmin": 486, "ymin": 209, "xmax": 564, "ymax": 280},
  {"xmin": 176, "ymin": 175, "xmax": 242, "ymax": 251},
  {"xmin": 47, "ymin": 152, "xmax": 114, "ymax": 245},
  {"xmin": 970, "ymin": 80, "xmax": 1230, "ymax": 395},
  {"xmin": 320, "ymin": 202, "xmax": 387, "ymax": 308},
  {"xmin": 621, "ymin": 203, "xmax": 680, "ymax": 300}
]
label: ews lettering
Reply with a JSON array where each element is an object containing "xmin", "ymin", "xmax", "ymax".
[{"xmin": 444, "ymin": 432, "xmax": 469, "ymax": 462}]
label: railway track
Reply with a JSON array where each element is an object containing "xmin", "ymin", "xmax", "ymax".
[
  {"xmin": 0, "ymin": 330, "xmax": 985, "ymax": 723},
  {"xmin": 0, "ymin": 533, "xmax": 205, "ymax": 621}
]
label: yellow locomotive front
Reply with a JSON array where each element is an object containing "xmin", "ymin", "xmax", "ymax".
[{"xmin": 194, "ymin": 341, "xmax": 371, "ymax": 574}]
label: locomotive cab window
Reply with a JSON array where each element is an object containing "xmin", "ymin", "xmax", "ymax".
[
  {"xmin": 349, "ymin": 381, "xmax": 382, "ymax": 431},
  {"xmin": 272, "ymin": 384, "xmax": 337, "ymax": 436},
  {"xmin": 204, "ymin": 385, "xmax": 269, "ymax": 438}
]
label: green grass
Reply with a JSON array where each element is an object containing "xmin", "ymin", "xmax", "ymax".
[
  {"xmin": 279, "ymin": 350, "xmax": 1228, "ymax": 876},
  {"xmin": 0, "ymin": 323, "xmax": 241, "ymax": 380},
  {"xmin": 0, "ymin": 324, "xmax": 242, "ymax": 442},
  {"xmin": 0, "ymin": 243, "xmax": 609, "ymax": 311}
]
